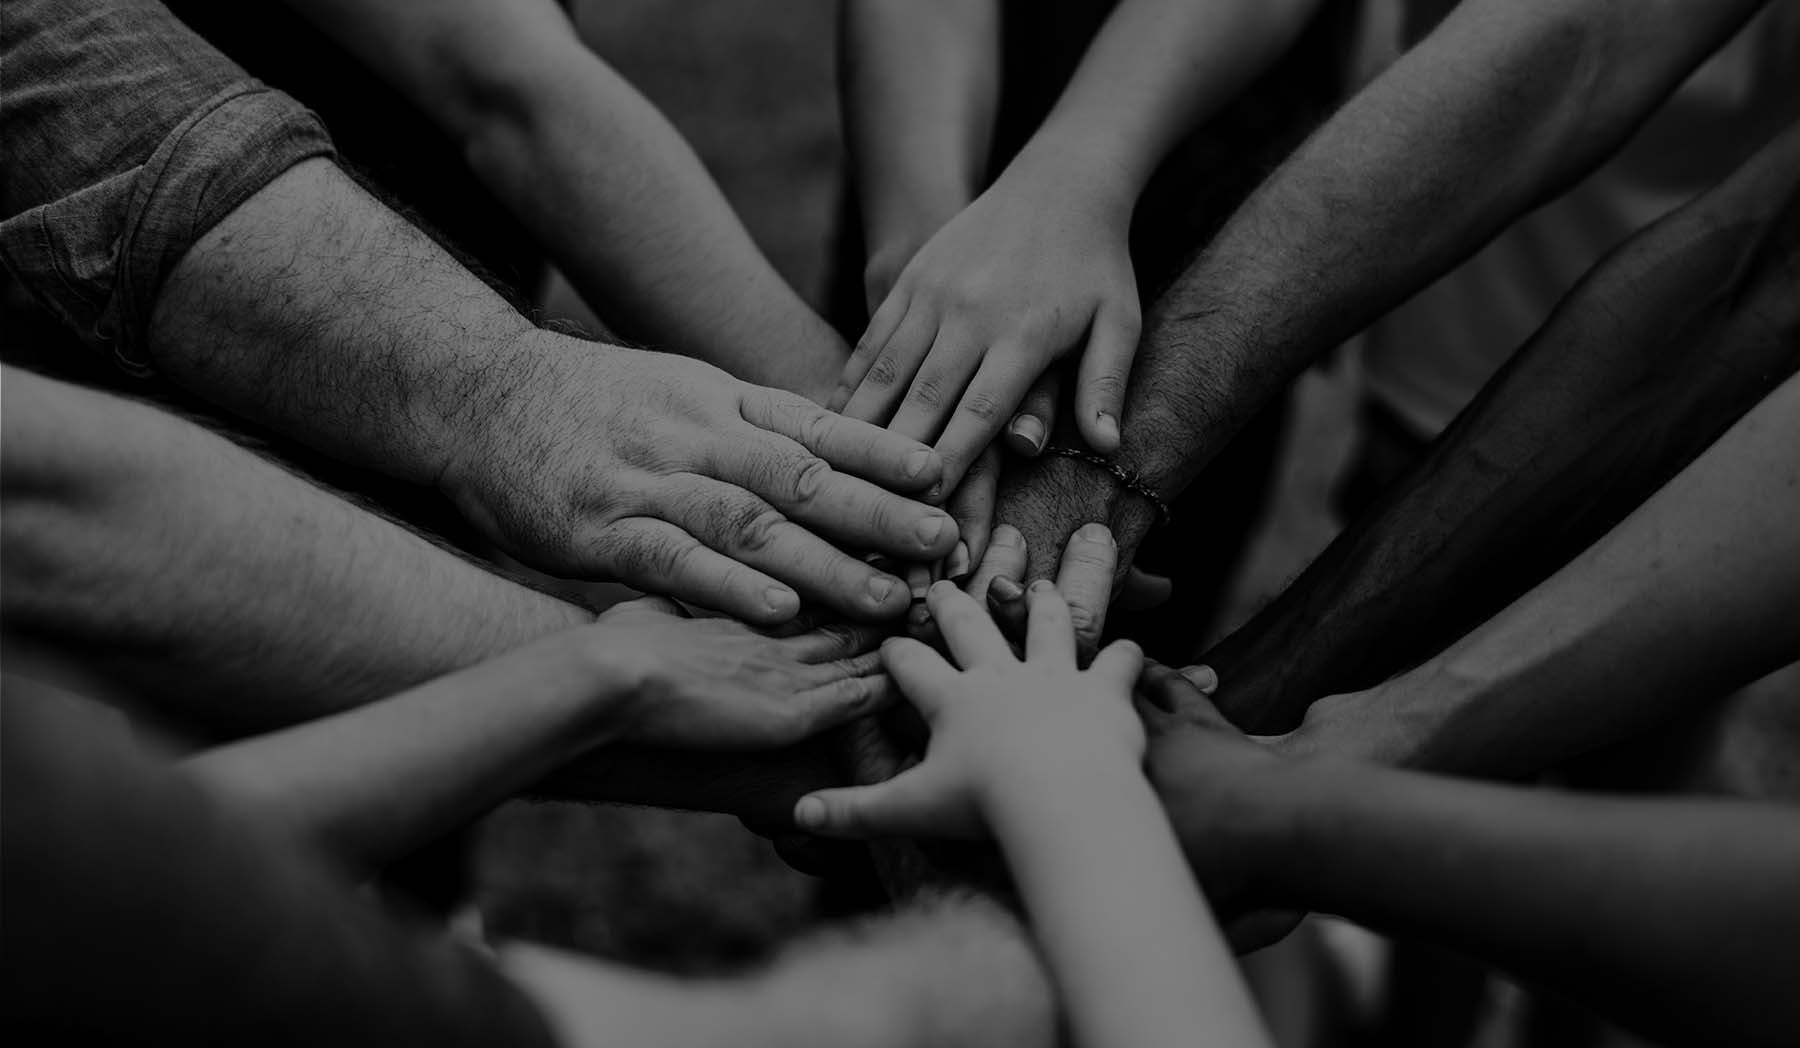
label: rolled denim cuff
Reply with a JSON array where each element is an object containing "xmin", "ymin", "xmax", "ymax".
[{"xmin": 0, "ymin": 83, "xmax": 333, "ymax": 376}]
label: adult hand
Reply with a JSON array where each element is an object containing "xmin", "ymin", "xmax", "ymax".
[
  {"xmin": 441, "ymin": 334, "xmax": 960, "ymax": 625},
  {"xmin": 832, "ymin": 151, "xmax": 1141, "ymax": 493},
  {"xmin": 993, "ymin": 450, "xmax": 1160, "ymax": 596},
  {"xmin": 593, "ymin": 597, "xmax": 893, "ymax": 750},
  {"xmin": 1138, "ymin": 662, "xmax": 1304, "ymax": 952}
]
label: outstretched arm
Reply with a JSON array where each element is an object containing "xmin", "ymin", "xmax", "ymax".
[
  {"xmin": 1283, "ymin": 361, "xmax": 1800, "ymax": 775},
  {"xmin": 1206, "ymin": 121, "xmax": 1800, "ymax": 738},
  {"xmin": 1144, "ymin": 677, "xmax": 1800, "ymax": 1048},
  {"xmin": 278, "ymin": 0, "xmax": 846, "ymax": 399},
  {"xmin": 998, "ymin": 0, "xmax": 1773, "ymax": 582}
]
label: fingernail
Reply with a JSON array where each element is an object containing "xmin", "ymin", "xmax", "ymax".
[
  {"xmin": 1182, "ymin": 665, "xmax": 1220, "ymax": 695},
  {"xmin": 989, "ymin": 577, "xmax": 1024, "ymax": 603},
  {"xmin": 904, "ymin": 448, "xmax": 934, "ymax": 479},
  {"xmin": 795, "ymin": 796, "xmax": 826, "ymax": 830},
  {"xmin": 907, "ymin": 564, "xmax": 932, "ymax": 600},
  {"xmin": 914, "ymin": 515, "xmax": 949, "ymax": 547},
  {"xmin": 1009, "ymin": 415, "xmax": 1046, "ymax": 454},
  {"xmin": 867, "ymin": 576, "xmax": 899, "ymax": 606},
  {"xmin": 946, "ymin": 541, "xmax": 971, "ymax": 579},
  {"xmin": 1076, "ymin": 522, "xmax": 1111, "ymax": 545},
  {"xmin": 925, "ymin": 482, "xmax": 944, "ymax": 503},
  {"xmin": 1096, "ymin": 412, "xmax": 1120, "ymax": 446},
  {"xmin": 991, "ymin": 524, "xmax": 1022, "ymax": 548},
  {"xmin": 765, "ymin": 587, "xmax": 799, "ymax": 615},
  {"xmin": 907, "ymin": 603, "xmax": 933, "ymax": 630}
]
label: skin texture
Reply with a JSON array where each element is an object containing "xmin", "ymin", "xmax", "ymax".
[
  {"xmin": 148, "ymin": 159, "xmax": 956, "ymax": 625},
  {"xmin": 797, "ymin": 586, "xmax": 1270, "ymax": 1048},
  {"xmin": 836, "ymin": 0, "xmax": 1324, "ymax": 491},
  {"xmin": 1204, "ymin": 119, "xmax": 1800, "ymax": 736},
  {"xmin": 186, "ymin": 598, "xmax": 890, "ymax": 874},
  {"xmin": 995, "ymin": 0, "xmax": 1773, "ymax": 587},
  {"xmin": 278, "ymin": 0, "xmax": 847, "ymax": 399},
  {"xmin": 1141, "ymin": 671, "xmax": 1800, "ymax": 1048}
]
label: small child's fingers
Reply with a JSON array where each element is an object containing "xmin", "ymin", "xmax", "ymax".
[
  {"xmin": 966, "ymin": 523, "xmax": 1025, "ymax": 602},
  {"xmin": 793, "ymin": 767, "xmax": 950, "ymax": 840},
  {"xmin": 944, "ymin": 445, "xmax": 1000, "ymax": 577},
  {"xmin": 841, "ymin": 306, "xmax": 939, "ymax": 425},
  {"xmin": 889, "ymin": 327, "xmax": 986, "ymax": 446},
  {"xmin": 833, "ymin": 290, "xmax": 913, "ymax": 411},
  {"xmin": 880, "ymin": 636, "xmax": 957, "ymax": 713},
  {"xmin": 1006, "ymin": 369, "xmax": 1060, "ymax": 457},
  {"xmin": 1088, "ymin": 639, "xmax": 1145, "ymax": 695},
  {"xmin": 927, "ymin": 580, "xmax": 1015, "ymax": 668},
  {"xmin": 1075, "ymin": 302, "xmax": 1141, "ymax": 454},
  {"xmin": 932, "ymin": 346, "xmax": 1036, "ymax": 493},
  {"xmin": 1023, "ymin": 580, "xmax": 1076, "ymax": 667},
  {"xmin": 985, "ymin": 575, "xmax": 1029, "ymax": 641}
]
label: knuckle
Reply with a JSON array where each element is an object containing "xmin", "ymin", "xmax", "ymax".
[
  {"xmin": 1068, "ymin": 606, "xmax": 1099, "ymax": 636},
  {"xmin": 909, "ymin": 374, "xmax": 946, "ymax": 409},
  {"xmin": 1085, "ymin": 370, "xmax": 1127, "ymax": 403},
  {"xmin": 958, "ymin": 388, "xmax": 1005, "ymax": 423},
  {"xmin": 787, "ymin": 457, "xmax": 833, "ymax": 506},
  {"xmin": 866, "ymin": 354, "xmax": 902, "ymax": 388},
  {"xmin": 800, "ymin": 409, "xmax": 838, "ymax": 451},
  {"xmin": 733, "ymin": 507, "xmax": 787, "ymax": 553}
]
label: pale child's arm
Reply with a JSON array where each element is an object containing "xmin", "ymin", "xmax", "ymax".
[{"xmin": 797, "ymin": 582, "xmax": 1269, "ymax": 1048}]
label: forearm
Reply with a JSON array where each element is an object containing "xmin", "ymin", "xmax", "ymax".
[
  {"xmin": 186, "ymin": 631, "xmax": 627, "ymax": 873},
  {"xmin": 1241, "ymin": 759, "xmax": 1800, "ymax": 1046},
  {"xmin": 1022, "ymin": 0, "xmax": 1321, "ymax": 204},
  {"xmin": 1206, "ymin": 121, "xmax": 1800, "ymax": 734},
  {"xmin": 987, "ymin": 757, "xmax": 1266, "ymax": 1048},
  {"xmin": 841, "ymin": 0, "xmax": 999, "ymax": 262},
  {"xmin": 1115, "ymin": 0, "xmax": 1768, "ymax": 493},
  {"xmin": 281, "ymin": 0, "xmax": 843, "ymax": 399},
  {"xmin": 0, "ymin": 369, "xmax": 592, "ymax": 734},
  {"xmin": 1292, "ymin": 366, "xmax": 1800, "ymax": 774}
]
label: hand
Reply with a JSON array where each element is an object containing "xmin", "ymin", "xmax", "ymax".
[
  {"xmin": 995, "ymin": 448, "xmax": 1159, "ymax": 593},
  {"xmin": 590, "ymin": 597, "xmax": 893, "ymax": 750},
  {"xmin": 1138, "ymin": 662, "xmax": 1303, "ymax": 952},
  {"xmin": 794, "ymin": 581, "xmax": 1145, "ymax": 839},
  {"xmin": 442, "ymin": 333, "xmax": 961, "ymax": 625},
  {"xmin": 832, "ymin": 154, "xmax": 1142, "ymax": 492}
]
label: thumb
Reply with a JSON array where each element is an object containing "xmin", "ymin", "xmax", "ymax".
[
  {"xmin": 793, "ymin": 766, "xmax": 947, "ymax": 840},
  {"xmin": 1075, "ymin": 303, "xmax": 1140, "ymax": 453}
]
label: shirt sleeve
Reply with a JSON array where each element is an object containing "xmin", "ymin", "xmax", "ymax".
[{"xmin": 0, "ymin": 0, "xmax": 336, "ymax": 375}]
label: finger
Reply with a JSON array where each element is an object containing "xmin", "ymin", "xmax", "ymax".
[
  {"xmin": 1055, "ymin": 522, "xmax": 1119, "ymax": 657},
  {"xmin": 710, "ymin": 428, "xmax": 958, "ymax": 560},
  {"xmin": 985, "ymin": 574, "xmax": 1028, "ymax": 640},
  {"xmin": 832, "ymin": 292, "xmax": 913, "ymax": 411},
  {"xmin": 841, "ymin": 305, "xmax": 938, "ymax": 425},
  {"xmin": 1075, "ymin": 302, "xmax": 1140, "ymax": 453},
  {"xmin": 965, "ymin": 522, "xmax": 1024, "ymax": 602},
  {"xmin": 663, "ymin": 477, "xmax": 911, "ymax": 620},
  {"xmin": 1180, "ymin": 664, "xmax": 1220, "ymax": 695},
  {"xmin": 739, "ymin": 389, "xmax": 943, "ymax": 494},
  {"xmin": 1117, "ymin": 566, "xmax": 1173, "ymax": 612},
  {"xmin": 793, "ymin": 767, "xmax": 949, "ymax": 839},
  {"xmin": 1088, "ymin": 639, "xmax": 1144, "ymax": 693},
  {"xmin": 927, "ymin": 580, "xmax": 1014, "ymax": 669},
  {"xmin": 582, "ymin": 518, "xmax": 797, "ymax": 626},
  {"xmin": 945, "ymin": 445, "xmax": 1000, "ymax": 578},
  {"xmin": 794, "ymin": 673, "xmax": 895, "ymax": 735},
  {"xmin": 1140, "ymin": 661, "xmax": 1229, "ymax": 727},
  {"xmin": 604, "ymin": 595, "xmax": 689, "ymax": 621},
  {"xmin": 932, "ymin": 348, "xmax": 1036, "ymax": 492},
  {"xmin": 887, "ymin": 327, "xmax": 985, "ymax": 446},
  {"xmin": 1005, "ymin": 369, "xmax": 1060, "ymax": 457},
  {"xmin": 783, "ymin": 623, "xmax": 887, "ymax": 662},
  {"xmin": 1023, "ymin": 581, "xmax": 1076, "ymax": 668},
  {"xmin": 880, "ymin": 636, "xmax": 958, "ymax": 714}
]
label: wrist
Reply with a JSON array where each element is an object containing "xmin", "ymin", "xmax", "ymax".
[
  {"xmin": 1005, "ymin": 122, "xmax": 1141, "ymax": 221},
  {"xmin": 977, "ymin": 737, "xmax": 1147, "ymax": 818}
]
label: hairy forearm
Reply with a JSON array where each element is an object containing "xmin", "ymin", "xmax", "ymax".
[
  {"xmin": 1243, "ymin": 759, "xmax": 1800, "ymax": 1046},
  {"xmin": 1291, "ymin": 365, "xmax": 1800, "ymax": 774},
  {"xmin": 0, "ymin": 369, "xmax": 592, "ymax": 734},
  {"xmin": 841, "ymin": 0, "xmax": 1000, "ymax": 260},
  {"xmin": 148, "ymin": 157, "xmax": 539, "ymax": 487},
  {"xmin": 988, "ymin": 757, "xmax": 1266, "ymax": 1048},
  {"xmin": 1206, "ymin": 122, "xmax": 1800, "ymax": 734},
  {"xmin": 186, "ymin": 630, "xmax": 627, "ymax": 873},
  {"xmin": 1116, "ymin": 0, "xmax": 1768, "ymax": 492}
]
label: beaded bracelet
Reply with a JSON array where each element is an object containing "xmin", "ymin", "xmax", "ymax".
[{"xmin": 1039, "ymin": 445, "xmax": 1173, "ymax": 527}]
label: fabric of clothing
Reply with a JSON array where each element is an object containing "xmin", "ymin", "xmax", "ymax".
[
  {"xmin": 0, "ymin": 0, "xmax": 335, "ymax": 375},
  {"xmin": 1362, "ymin": 0, "xmax": 1800, "ymax": 438}
]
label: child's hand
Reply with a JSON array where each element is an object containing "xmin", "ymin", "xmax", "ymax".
[
  {"xmin": 794, "ymin": 580, "xmax": 1145, "ymax": 839},
  {"xmin": 593, "ymin": 597, "xmax": 892, "ymax": 749},
  {"xmin": 831, "ymin": 158, "xmax": 1141, "ymax": 492}
]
